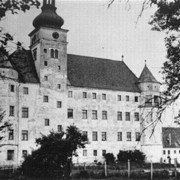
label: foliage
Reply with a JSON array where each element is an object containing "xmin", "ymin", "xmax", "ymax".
[
  {"xmin": 117, "ymin": 150, "xmax": 145, "ymax": 163},
  {"xmin": 148, "ymin": 0, "xmax": 180, "ymax": 121},
  {"xmin": 0, "ymin": 0, "xmax": 40, "ymax": 19},
  {"xmin": 0, "ymin": 0, "xmax": 40, "ymax": 61},
  {"xmin": 103, "ymin": 153, "xmax": 115, "ymax": 165},
  {"xmin": 21, "ymin": 125, "xmax": 88, "ymax": 178}
]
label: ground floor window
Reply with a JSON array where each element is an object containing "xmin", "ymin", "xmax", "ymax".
[{"xmin": 7, "ymin": 150, "xmax": 14, "ymax": 160}]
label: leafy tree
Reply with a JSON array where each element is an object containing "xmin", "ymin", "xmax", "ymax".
[
  {"xmin": 0, "ymin": 0, "xmax": 40, "ymax": 60},
  {"xmin": 22, "ymin": 125, "xmax": 88, "ymax": 179},
  {"xmin": 147, "ymin": 0, "xmax": 180, "ymax": 121},
  {"xmin": 103, "ymin": 153, "xmax": 115, "ymax": 165}
]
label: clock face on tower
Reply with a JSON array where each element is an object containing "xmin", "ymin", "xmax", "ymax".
[{"xmin": 52, "ymin": 32, "xmax": 59, "ymax": 39}]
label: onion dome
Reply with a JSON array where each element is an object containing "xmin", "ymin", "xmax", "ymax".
[{"xmin": 33, "ymin": 0, "xmax": 64, "ymax": 29}]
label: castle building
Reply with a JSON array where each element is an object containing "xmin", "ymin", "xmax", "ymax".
[{"xmin": 0, "ymin": 0, "xmax": 162, "ymax": 167}]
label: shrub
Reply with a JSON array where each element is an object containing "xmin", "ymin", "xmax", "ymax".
[
  {"xmin": 117, "ymin": 150, "xmax": 145, "ymax": 163},
  {"xmin": 104, "ymin": 153, "xmax": 115, "ymax": 165}
]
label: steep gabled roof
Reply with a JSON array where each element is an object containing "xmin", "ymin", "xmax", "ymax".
[
  {"xmin": 138, "ymin": 65, "xmax": 159, "ymax": 83},
  {"xmin": 67, "ymin": 54, "xmax": 140, "ymax": 92},
  {"xmin": 9, "ymin": 48, "xmax": 39, "ymax": 83},
  {"xmin": 162, "ymin": 127, "xmax": 180, "ymax": 148}
]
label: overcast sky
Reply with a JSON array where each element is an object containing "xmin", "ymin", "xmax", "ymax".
[{"xmin": 2, "ymin": 0, "xmax": 166, "ymax": 81}]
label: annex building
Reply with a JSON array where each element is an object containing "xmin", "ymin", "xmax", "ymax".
[{"xmin": 0, "ymin": 0, "xmax": 163, "ymax": 167}]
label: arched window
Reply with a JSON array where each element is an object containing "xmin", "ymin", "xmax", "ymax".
[
  {"xmin": 55, "ymin": 49, "xmax": 58, "ymax": 58},
  {"xmin": 50, "ymin": 49, "xmax": 54, "ymax": 58}
]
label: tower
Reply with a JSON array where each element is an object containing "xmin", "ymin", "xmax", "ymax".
[
  {"xmin": 138, "ymin": 63, "xmax": 162, "ymax": 162},
  {"xmin": 29, "ymin": 0, "xmax": 68, "ymax": 91}
]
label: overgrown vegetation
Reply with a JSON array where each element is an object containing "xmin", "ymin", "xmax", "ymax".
[{"xmin": 21, "ymin": 125, "xmax": 88, "ymax": 179}]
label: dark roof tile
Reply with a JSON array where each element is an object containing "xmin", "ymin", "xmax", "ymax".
[
  {"xmin": 67, "ymin": 54, "xmax": 140, "ymax": 92},
  {"xmin": 10, "ymin": 48, "xmax": 39, "ymax": 83}
]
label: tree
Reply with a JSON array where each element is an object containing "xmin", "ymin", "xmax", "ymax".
[
  {"xmin": 22, "ymin": 125, "xmax": 88, "ymax": 179},
  {"xmin": 148, "ymin": 0, "xmax": 180, "ymax": 121},
  {"xmin": 0, "ymin": 0, "xmax": 40, "ymax": 60}
]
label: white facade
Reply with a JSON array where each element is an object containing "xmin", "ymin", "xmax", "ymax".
[{"xmin": 0, "ymin": 0, "xmax": 163, "ymax": 167}]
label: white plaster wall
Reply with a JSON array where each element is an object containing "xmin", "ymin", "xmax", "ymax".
[{"xmin": 67, "ymin": 86, "xmax": 141, "ymax": 163}]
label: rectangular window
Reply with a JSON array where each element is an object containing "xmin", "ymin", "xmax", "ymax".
[
  {"xmin": 57, "ymin": 125, "xmax": 62, "ymax": 132},
  {"xmin": 83, "ymin": 150, "xmax": 87, "ymax": 156},
  {"xmin": 135, "ymin": 96, "xmax": 138, "ymax": 102},
  {"xmin": 92, "ymin": 93, "xmax": 96, "ymax": 99},
  {"xmin": 145, "ymin": 95, "xmax": 152, "ymax": 106},
  {"xmin": 44, "ymin": 61, "xmax": 48, "ymax": 66},
  {"xmin": 102, "ymin": 132, "xmax": 107, "ymax": 141},
  {"xmin": 102, "ymin": 111, "xmax": 107, "ymax": 120},
  {"xmin": 125, "ymin": 112, "xmax": 130, "ymax": 121},
  {"xmin": 57, "ymin": 84, "xmax": 61, "ymax": 89},
  {"xmin": 22, "ymin": 150, "xmax": 28, "ymax": 158},
  {"xmin": 102, "ymin": 150, "xmax": 106, "ymax": 156},
  {"xmin": 92, "ymin": 131, "xmax": 98, "ymax": 141},
  {"xmin": 174, "ymin": 150, "xmax": 176, "ymax": 154},
  {"xmin": 83, "ymin": 131, "xmax": 88, "ymax": 139},
  {"xmin": 168, "ymin": 150, "xmax": 170, "ymax": 154},
  {"xmin": 22, "ymin": 130, "xmax": 28, "ymax": 141},
  {"xmin": 126, "ymin": 95, "xmax": 129, "ymax": 101},
  {"xmin": 154, "ymin": 95, "xmax": 159, "ymax": 105},
  {"xmin": 127, "ymin": 132, "xmax": 131, "ymax": 141},
  {"xmin": 10, "ymin": 84, "xmax": 14, "ymax": 92},
  {"xmin": 44, "ymin": 76, "xmax": 48, "ymax": 81},
  {"xmin": 57, "ymin": 101, "xmax": 62, "ymax": 108},
  {"xmin": 44, "ymin": 49, "xmax": 47, "ymax": 53},
  {"xmin": 83, "ymin": 92, "xmax": 87, "ymax": 98},
  {"xmin": 163, "ymin": 150, "xmax": 166, "ymax": 155},
  {"xmin": 23, "ymin": 87, "xmax": 28, "ymax": 94},
  {"xmin": 33, "ymin": 48, "xmax": 37, "ymax": 60},
  {"xmin": 92, "ymin": 110, "xmax": 97, "ymax": 120},
  {"xmin": 43, "ymin": 95, "xmax": 48, "ymax": 102},
  {"xmin": 68, "ymin": 91, "xmax": 73, "ymax": 98},
  {"xmin": 117, "ymin": 95, "xmax": 121, "ymax": 101},
  {"xmin": 44, "ymin": 119, "xmax": 50, "ymax": 126},
  {"xmin": 117, "ymin": 132, "xmax": 122, "ymax": 141},
  {"xmin": 102, "ymin": 94, "xmax": 106, "ymax": 100},
  {"xmin": 135, "ymin": 132, "xmax": 140, "ymax": 141},
  {"xmin": 58, "ymin": 66, "xmax": 61, "ymax": 71},
  {"xmin": 9, "ymin": 106, "xmax": 14, "ymax": 117},
  {"xmin": 93, "ymin": 150, "xmax": 97, "ymax": 156},
  {"xmin": 7, "ymin": 150, "xmax": 14, "ymax": 160},
  {"xmin": 82, "ymin": 110, "xmax": 87, "ymax": 119},
  {"xmin": 22, "ymin": 107, "xmax": 28, "ymax": 118},
  {"xmin": 134, "ymin": 112, "xmax": 139, "ymax": 121},
  {"xmin": 9, "ymin": 129, "xmax": 14, "ymax": 140},
  {"xmin": 68, "ymin": 109, "xmax": 73, "ymax": 119},
  {"xmin": 117, "ymin": 111, "xmax": 122, "ymax": 121}
]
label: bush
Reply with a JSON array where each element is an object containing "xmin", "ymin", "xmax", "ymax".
[
  {"xmin": 104, "ymin": 153, "xmax": 115, "ymax": 165},
  {"xmin": 117, "ymin": 150, "xmax": 145, "ymax": 163}
]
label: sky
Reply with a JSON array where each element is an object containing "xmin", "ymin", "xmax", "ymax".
[{"xmin": 1, "ymin": 0, "xmax": 166, "ymax": 81}]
